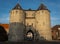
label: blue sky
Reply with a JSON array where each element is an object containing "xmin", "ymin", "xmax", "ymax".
[{"xmin": 0, "ymin": 0, "xmax": 60, "ymax": 27}]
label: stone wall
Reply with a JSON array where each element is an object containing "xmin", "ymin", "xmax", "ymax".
[{"xmin": 35, "ymin": 10, "xmax": 52, "ymax": 40}]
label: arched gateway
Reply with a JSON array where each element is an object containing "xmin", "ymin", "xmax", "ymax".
[{"xmin": 25, "ymin": 30, "xmax": 34, "ymax": 41}]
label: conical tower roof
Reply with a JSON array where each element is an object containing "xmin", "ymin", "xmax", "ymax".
[
  {"xmin": 12, "ymin": 3, "xmax": 22, "ymax": 10},
  {"xmin": 38, "ymin": 4, "xmax": 48, "ymax": 10}
]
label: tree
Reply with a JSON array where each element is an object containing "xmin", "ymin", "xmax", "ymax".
[{"xmin": 0, "ymin": 26, "xmax": 8, "ymax": 42}]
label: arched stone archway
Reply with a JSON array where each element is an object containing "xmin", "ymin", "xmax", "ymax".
[
  {"xmin": 0, "ymin": 26, "xmax": 8, "ymax": 41},
  {"xmin": 25, "ymin": 30, "xmax": 34, "ymax": 41}
]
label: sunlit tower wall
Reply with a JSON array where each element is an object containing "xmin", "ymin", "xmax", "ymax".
[
  {"xmin": 9, "ymin": 3, "xmax": 25, "ymax": 42},
  {"xmin": 25, "ymin": 9, "xmax": 36, "ymax": 29},
  {"xmin": 35, "ymin": 4, "xmax": 52, "ymax": 41}
]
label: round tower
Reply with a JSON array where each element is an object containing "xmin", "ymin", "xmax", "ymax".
[
  {"xmin": 9, "ymin": 3, "xmax": 25, "ymax": 42},
  {"xmin": 35, "ymin": 4, "xmax": 52, "ymax": 41}
]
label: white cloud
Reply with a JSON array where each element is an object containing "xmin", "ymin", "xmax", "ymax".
[
  {"xmin": 51, "ymin": 17, "xmax": 60, "ymax": 21},
  {"xmin": 0, "ymin": 15, "xmax": 9, "ymax": 23}
]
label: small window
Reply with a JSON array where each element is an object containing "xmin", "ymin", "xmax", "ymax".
[
  {"xmin": 16, "ymin": 11, "xmax": 18, "ymax": 14},
  {"xmin": 37, "ymin": 21, "xmax": 38, "ymax": 23},
  {"xmin": 43, "ymin": 22, "xmax": 45, "ymax": 25},
  {"xmin": 32, "ymin": 23, "xmax": 33, "ymax": 26},
  {"xmin": 32, "ymin": 14, "xmax": 35, "ymax": 17},
  {"xmin": 42, "ymin": 11, "xmax": 44, "ymax": 13},
  {"xmin": 45, "ymin": 11, "xmax": 47, "ymax": 14}
]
